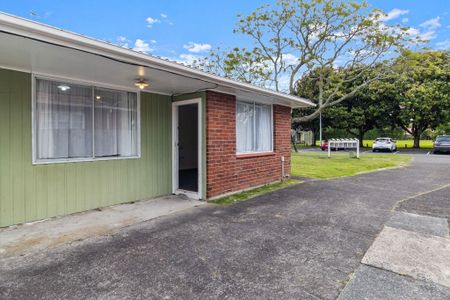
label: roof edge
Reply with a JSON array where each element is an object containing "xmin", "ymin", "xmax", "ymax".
[{"xmin": 0, "ymin": 12, "xmax": 315, "ymax": 108}]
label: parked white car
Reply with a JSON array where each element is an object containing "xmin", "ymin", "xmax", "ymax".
[{"xmin": 372, "ymin": 138, "xmax": 397, "ymax": 152}]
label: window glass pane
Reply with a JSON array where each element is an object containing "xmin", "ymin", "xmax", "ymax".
[
  {"xmin": 94, "ymin": 88, "xmax": 138, "ymax": 157},
  {"xmin": 255, "ymin": 104, "xmax": 272, "ymax": 152},
  {"xmin": 236, "ymin": 101, "xmax": 254, "ymax": 153},
  {"xmin": 36, "ymin": 79, "xmax": 93, "ymax": 159}
]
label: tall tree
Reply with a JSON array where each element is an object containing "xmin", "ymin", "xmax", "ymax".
[
  {"xmin": 194, "ymin": 0, "xmax": 413, "ymax": 122},
  {"xmin": 388, "ymin": 51, "xmax": 450, "ymax": 148}
]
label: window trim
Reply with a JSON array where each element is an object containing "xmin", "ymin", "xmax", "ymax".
[
  {"xmin": 235, "ymin": 100, "xmax": 274, "ymax": 155},
  {"xmin": 32, "ymin": 74, "xmax": 141, "ymax": 165}
]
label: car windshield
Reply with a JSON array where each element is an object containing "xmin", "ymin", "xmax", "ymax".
[
  {"xmin": 376, "ymin": 139, "xmax": 390, "ymax": 143},
  {"xmin": 436, "ymin": 136, "xmax": 450, "ymax": 142}
]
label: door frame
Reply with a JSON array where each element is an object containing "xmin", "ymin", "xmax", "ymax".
[{"xmin": 172, "ymin": 98, "xmax": 202, "ymax": 199}]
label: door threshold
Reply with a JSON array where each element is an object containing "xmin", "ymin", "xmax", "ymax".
[{"xmin": 174, "ymin": 189, "xmax": 199, "ymax": 200}]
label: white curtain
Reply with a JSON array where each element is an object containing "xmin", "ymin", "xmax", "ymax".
[
  {"xmin": 236, "ymin": 101, "xmax": 254, "ymax": 153},
  {"xmin": 236, "ymin": 101, "xmax": 272, "ymax": 153},
  {"xmin": 36, "ymin": 79, "xmax": 138, "ymax": 160},
  {"xmin": 118, "ymin": 92, "xmax": 138, "ymax": 156},
  {"xmin": 36, "ymin": 79, "xmax": 92, "ymax": 159},
  {"xmin": 255, "ymin": 104, "xmax": 272, "ymax": 152},
  {"xmin": 94, "ymin": 89, "xmax": 137, "ymax": 157}
]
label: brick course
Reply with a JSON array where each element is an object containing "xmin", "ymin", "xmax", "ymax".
[{"xmin": 206, "ymin": 91, "xmax": 292, "ymax": 198}]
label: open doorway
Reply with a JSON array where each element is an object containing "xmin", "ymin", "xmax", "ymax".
[
  {"xmin": 172, "ymin": 99, "xmax": 202, "ymax": 199},
  {"xmin": 178, "ymin": 104, "xmax": 198, "ymax": 192}
]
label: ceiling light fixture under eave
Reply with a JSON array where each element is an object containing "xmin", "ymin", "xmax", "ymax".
[
  {"xmin": 134, "ymin": 78, "xmax": 149, "ymax": 90},
  {"xmin": 57, "ymin": 84, "xmax": 70, "ymax": 91}
]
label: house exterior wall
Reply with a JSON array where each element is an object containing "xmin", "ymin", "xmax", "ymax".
[
  {"xmin": 0, "ymin": 68, "xmax": 172, "ymax": 227},
  {"xmin": 206, "ymin": 91, "xmax": 291, "ymax": 198}
]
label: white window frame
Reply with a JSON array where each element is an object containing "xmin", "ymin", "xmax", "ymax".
[
  {"xmin": 32, "ymin": 74, "xmax": 141, "ymax": 165},
  {"xmin": 236, "ymin": 100, "xmax": 274, "ymax": 155}
]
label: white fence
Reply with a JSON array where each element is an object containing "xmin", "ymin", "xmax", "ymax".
[{"xmin": 328, "ymin": 138, "xmax": 360, "ymax": 158}]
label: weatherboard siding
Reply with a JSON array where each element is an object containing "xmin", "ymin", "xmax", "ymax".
[{"xmin": 0, "ymin": 68, "xmax": 172, "ymax": 227}]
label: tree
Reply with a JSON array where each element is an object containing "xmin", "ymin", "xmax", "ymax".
[
  {"xmin": 380, "ymin": 51, "xmax": 450, "ymax": 148},
  {"xmin": 296, "ymin": 64, "xmax": 396, "ymax": 146},
  {"xmin": 193, "ymin": 0, "xmax": 412, "ymax": 122},
  {"xmin": 197, "ymin": 47, "xmax": 272, "ymax": 87}
]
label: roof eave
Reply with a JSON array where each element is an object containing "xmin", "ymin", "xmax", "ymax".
[{"xmin": 0, "ymin": 12, "xmax": 315, "ymax": 108}]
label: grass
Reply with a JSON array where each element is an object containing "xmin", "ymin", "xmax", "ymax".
[
  {"xmin": 211, "ymin": 179, "xmax": 301, "ymax": 206},
  {"xmin": 309, "ymin": 140, "xmax": 433, "ymax": 149},
  {"xmin": 211, "ymin": 152, "xmax": 411, "ymax": 206},
  {"xmin": 291, "ymin": 152, "xmax": 412, "ymax": 179}
]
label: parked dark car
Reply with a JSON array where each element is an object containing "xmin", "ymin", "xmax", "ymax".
[{"xmin": 433, "ymin": 135, "xmax": 450, "ymax": 154}]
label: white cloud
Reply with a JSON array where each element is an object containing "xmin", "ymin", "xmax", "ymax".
[
  {"xmin": 183, "ymin": 42, "xmax": 212, "ymax": 53},
  {"xmin": 116, "ymin": 37, "xmax": 156, "ymax": 52},
  {"xmin": 116, "ymin": 36, "xmax": 130, "ymax": 48},
  {"xmin": 402, "ymin": 18, "xmax": 409, "ymax": 23},
  {"xmin": 401, "ymin": 17, "xmax": 442, "ymax": 42},
  {"xmin": 403, "ymin": 27, "xmax": 436, "ymax": 42},
  {"xmin": 282, "ymin": 53, "xmax": 298, "ymax": 66},
  {"xmin": 146, "ymin": 17, "xmax": 161, "ymax": 28},
  {"xmin": 436, "ymin": 39, "xmax": 450, "ymax": 50},
  {"xmin": 160, "ymin": 13, "xmax": 168, "ymax": 18},
  {"xmin": 379, "ymin": 8, "xmax": 409, "ymax": 22},
  {"xmin": 178, "ymin": 54, "xmax": 202, "ymax": 65},
  {"xmin": 405, "ymin": 27, "xmax": 420, "ymax": 36},
  {"xmin": 420, "ymin": 16, "xmax": 441, "ymax": 30},
  {"xmin": 418, "ymin": 31, "xmax": 437, "ymax": 41},
  {"xmin": 133, "ymin": 39, "xmax": 153, "ymax": 53}
]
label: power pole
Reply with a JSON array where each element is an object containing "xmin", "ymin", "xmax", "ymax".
[{"xmin": 319, "ymin": 111, "xmax": 323, "ymax": 144}]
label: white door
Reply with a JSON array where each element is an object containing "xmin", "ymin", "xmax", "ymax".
[{"xmin": 172, "ymin": 99, "xmax": 202, "ymax": 199}]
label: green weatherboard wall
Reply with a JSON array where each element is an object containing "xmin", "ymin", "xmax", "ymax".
[{"xmin": 0, "ymin": 68, "xmax": 172, "ymax": 227}]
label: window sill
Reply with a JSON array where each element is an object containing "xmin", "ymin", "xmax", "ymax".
[
  {"xmin": 32, "ymin": 155, "xmax": 141, "ymax": 165},
  {"xmin": 236, "ymin": 152, "xmax": 275, "ymax": 159}
]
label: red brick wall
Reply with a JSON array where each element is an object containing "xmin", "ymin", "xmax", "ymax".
[{"xmin": 206, "ymin": 91, "xmax": 292, "ymax": 198}]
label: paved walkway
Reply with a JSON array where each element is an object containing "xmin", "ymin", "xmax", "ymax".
[
  {"xmin": 339, "ymin": 212, "xmax": 450, "ymax": 300},
  {"xmin": 0, "ymin": 155, "xmax": 449, "ymax": 299},
  {"xmin": 0, "ymin": 195, "xmax": 205, "ymax": 258}
]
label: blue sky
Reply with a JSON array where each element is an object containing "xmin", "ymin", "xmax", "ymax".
[{"xmin": 1, "ymin": 0, "xmax": 450, "ymax": 63}]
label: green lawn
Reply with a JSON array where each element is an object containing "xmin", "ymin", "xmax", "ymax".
[
  {"xmin": 291, "ymin": 152, "xmax": 412, "ymax": 179},
  {"xmin": 212, "ymin": 152, "xmax": 411, "ymax": 206},
  {"xmin": 309, "ymin": 140, "xmax": 433, "ymax": 149},
  {"xmin": 211, "ymin": 179, "xmax": 300, "ymax": 206}
]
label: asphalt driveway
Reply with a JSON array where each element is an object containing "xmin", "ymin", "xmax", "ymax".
[{"xmin": 1, "ymin": 155, "xmax": 449, "ymax": 299}]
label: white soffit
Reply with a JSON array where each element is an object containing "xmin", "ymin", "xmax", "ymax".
[{"xmin": 0, "ymin": 12, "xmax": 314, "ymax": 108}]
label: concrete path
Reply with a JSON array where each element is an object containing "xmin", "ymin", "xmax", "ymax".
[
  {"xmin": 338, "ymin": 265, "xmax": 450, "ymax": 300},
  {"xmin": 0, "ymin": 195, "xmax": 205, "ymax": 258},
  {"xmin": 340, "ymin": 212, "xmax": 450, "ymax": 299},
  {"xmin": 0, "ymin": 155, "xmax": 449, "ymax": 299},
  {"xmin": 386, "ymin": 211, "xmax": 448, "ymax": 237},
  {"xmin": 362, "ymin": 226, "xmax": 450, "ymax": 287}
]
